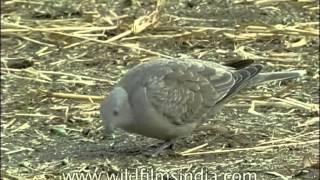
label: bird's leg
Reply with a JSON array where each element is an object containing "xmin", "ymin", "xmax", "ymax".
[
  {"xmin": 196, "ymin": 124, "xmax": 250, "ymax": 147},
  {"xmin": 158, "ymin": 139, "xmax": 176, "ymax": 150},
  {"xmin": 145, "ymin": 139, "xmax": 176, "ymax": 156}
]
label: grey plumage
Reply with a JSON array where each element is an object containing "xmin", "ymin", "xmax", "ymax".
[{"xmin": 100, "ymin": 58, "xmax": 305, "ymax": 141}]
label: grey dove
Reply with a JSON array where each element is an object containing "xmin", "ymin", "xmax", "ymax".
[{"xmin": 100, "ymin": 58, "xmax": 305, "ymax": 150}]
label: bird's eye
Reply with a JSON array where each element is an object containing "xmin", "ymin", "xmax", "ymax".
[{"xmin": 113, "ymin": 110, "xmax": 119, "ymax": 116}]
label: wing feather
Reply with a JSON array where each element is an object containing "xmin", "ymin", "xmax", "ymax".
[{"xmin": 145, "ymin": 60, "xmax": 235, "ymax": 125}]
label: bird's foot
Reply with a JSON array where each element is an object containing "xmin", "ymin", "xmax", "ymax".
[
  {"xmin": 196, "ymin": 124, "xmax": 250, "ymax": 147},
  {"xmin": 143, "ymin": 139, "xmax": 176, "ymax": 157}
]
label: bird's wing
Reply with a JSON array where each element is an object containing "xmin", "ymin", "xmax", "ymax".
[{"xmin": 144, "ymin": 60, "xmax": 236, "ymax": 125}]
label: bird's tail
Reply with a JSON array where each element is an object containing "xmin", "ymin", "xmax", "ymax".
[{"xmin": 249, "ymin": 70, "xmax": 306, "ymax": 85}]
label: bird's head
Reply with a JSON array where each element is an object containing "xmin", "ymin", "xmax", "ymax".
[{"xmin": 100, "ymin": 86, "xmax": 133, "ymax": 134}]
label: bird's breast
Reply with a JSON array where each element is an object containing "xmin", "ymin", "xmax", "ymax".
[{"xmin": 121, "ymin": 86, "xmax": 197, "ymax": 140}]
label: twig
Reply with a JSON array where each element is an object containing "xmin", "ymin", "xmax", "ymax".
[
  {"xmin": 39, "ymin": 89, "xmax": 104, "ymax": 102},
  {"xmin": 180, "ymin": 139, "xmax": 319, "ymax": 156},
  {"xmin": 4, "ymin": 147, "xmax": 34, "ymax": 155},
  {"xmin": 1, "ymin": 23, "xmax": 118, "ymax": 33},
  {"xmin": 271, "ymin": 97, "xmax": 319, "ymax": 113},
  {"xmin": 257, "ymin": 130, "xmax": 319, "ymax": 146},
  {"xmin": 180, "ymin": 143, "xmax": 208, "ymax": 154}
]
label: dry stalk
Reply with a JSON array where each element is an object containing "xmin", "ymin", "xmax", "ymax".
[
  {"xmin": 180, "ymin": 139, "xmax": 319, "ymax": 156},
  {"xmin": 38, "ymin": 89, "xmax": 104, "ymax": 102},
  {"xmin": 257, "ymin": 130, "xmax": 319, "ymax": 146}
]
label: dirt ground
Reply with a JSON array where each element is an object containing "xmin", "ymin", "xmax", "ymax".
[{"xmin": 1, "ymin": 0, "xmax": 319, "ymax": 179}]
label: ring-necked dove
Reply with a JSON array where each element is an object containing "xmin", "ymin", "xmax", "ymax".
[{"xmin": 100, "ymin": 58, "xmax": 305, "ymax": 152}]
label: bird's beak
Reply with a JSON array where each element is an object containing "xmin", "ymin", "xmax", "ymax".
[
  {"xmin": 104, "ymin": 124, "xmax": 115, "ymax": 139},
  {"xmin": 105, "ymin": 124, "xmax": 114, "ymax": 134}
]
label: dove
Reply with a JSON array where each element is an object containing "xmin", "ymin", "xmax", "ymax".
[{"xmin": 100, "ymin": 58, "xmax": 305, "ymax": 152}]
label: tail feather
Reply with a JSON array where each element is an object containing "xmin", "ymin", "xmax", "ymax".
[
  {"xmin": 250, "ymin": 70, "xmax": 306, "ymax": 85},
  {"xmin": 216, "ymin": 67, "xmax": 305, "ymax": 105}
]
